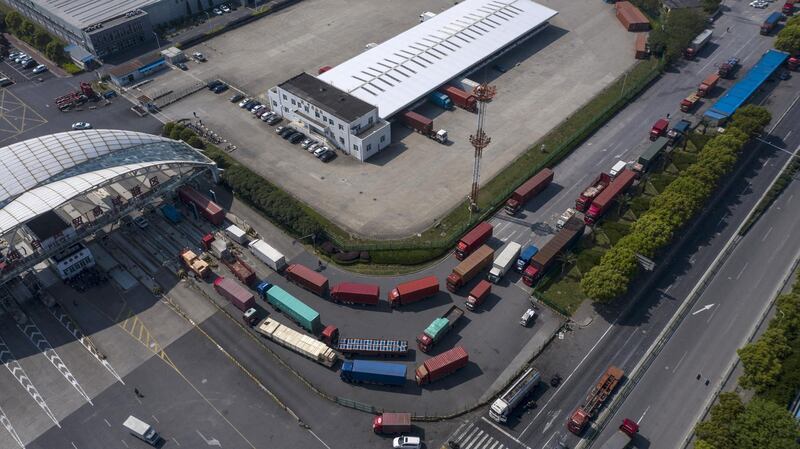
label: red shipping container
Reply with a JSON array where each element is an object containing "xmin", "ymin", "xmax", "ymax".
[
  {"xmin": 318, "ymin": 65, "xmax": 332, "ymax": 74},
  {"xmin": 225, "ymin": 256, "xmax": 257, "ymax": 286},
  {"xmin": 401, "ymin": 111, "xmax": 433, "ymax": 135},
  {"xmin": 178, "ymin": 185, "xmax": 224, "ymax": 225},
  {"xmin": 615, "ymin": 1, "xmax": 650, "ymax": 32},
  {"xmin": 330, "ymin": 282, "xmax": 380, "ymax": 305},
  {"xmin": 389, "ymin": 276, "xmax": 439, "ymax": 307},
  {"xmin": 214, "ymin": 277, "xmax": 255, "ymax": 311},
  {"xmin": 439, "ymin": 86, "xmax": 477, "ymax": 112},
  {"xmin": 286, "ymin": 264, "xmax": 329, "ymax": 296},
  {"xmin": 415, "ymin": 346, "xmax": 469, "ymax": 385}
]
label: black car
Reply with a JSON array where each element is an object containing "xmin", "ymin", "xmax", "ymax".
[
  {"xmin": 207, "ymin": 79, "xmax": 223, "ymax": 90},
  {"xmin": 266, "ymin": 115, "xmax": 282, "ymax": 125},
  {"xmin": 243, "ymin": 99, "xmax": 258, "ymax": 109},
  {"xmin": 230, "ymin": 93, "xmax": 245, "ymax": 103},
  {"xmin": 22, "ymin": 59, "xmax": 37, "ymax": 69},
  {"xmin": 247, "ymin": 102, "xmax": 262, "ymax": 111},
  {"xmin": 319, "ymin": 150, "xmax": 337, "ymax": 163},
  {"xmin": 282, "ymin": 130, "xmax": 297, "ymax": 140},
  {"xmin": 279, "ymin": 127, "xmax": 295, "ymax": 138},
  {"xmin": 289, "ymin": 133, "xmax": 305, "ymax": 144},
  {"xmin": 212, "ymin": 84, "xmax": 228, "ymax": 93}
]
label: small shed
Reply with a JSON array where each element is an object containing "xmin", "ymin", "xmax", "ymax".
[{"xmin": 160, "ymin": 47, "xmax": 186, "ymax": 64}]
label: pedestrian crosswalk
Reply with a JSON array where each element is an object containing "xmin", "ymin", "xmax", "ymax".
[{"xmin": 446, "ymin": 420, "xmax": 524, "ymax": 449}]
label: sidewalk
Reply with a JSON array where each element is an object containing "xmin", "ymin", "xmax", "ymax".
[{"xmin": 4, "ymin": 33, "xmax": 69, "ymax": 77}]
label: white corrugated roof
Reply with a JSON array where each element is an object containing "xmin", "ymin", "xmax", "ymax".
[{"xmin": 317, "ymin": 0, "xmax": 557, "ymax": 119}]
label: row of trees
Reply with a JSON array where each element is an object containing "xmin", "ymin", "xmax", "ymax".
[
  {"xmin": 694, "ymin": 393, "xmax": 799, "ymax": 449},
  {"xmin": 162, "ymin": 122, "xmax": 324, "ymax": 239},
  {"xmin": 648, "ymin": 8, "xmax": 709, "ymax": 62},
  {"xmin": 775, "ymin": 15, "xmax": 800, "ymax": 55},
  {"xmin": 2, "ymin": 10, "xmax": 67, "ymax": 64},
  {"xmin": 580, "ymin": 105, "xmax": 772, "ymax": 302}
]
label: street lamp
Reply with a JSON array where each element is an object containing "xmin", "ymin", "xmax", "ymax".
[{"xmin": 152, "ymin": 31, "xmax": 161, "ymax": 50}]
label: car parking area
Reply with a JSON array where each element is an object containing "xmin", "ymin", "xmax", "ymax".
[{"xmin": 143, "ymin": 0, "xmax": 635, "ymax": 238}]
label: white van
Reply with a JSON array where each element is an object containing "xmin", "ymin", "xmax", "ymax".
[
  {"xmin": 123, "ymin": 415, "xmax": 159, "ymax": 445},
  {"xmin": 609, "ymin": 160, "xmax": 628, "ymax": 178}
]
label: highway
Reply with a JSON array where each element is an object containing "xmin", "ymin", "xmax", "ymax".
[{"xmin": 592, "ymin": 98, "xmax": 800, "ymax": 449}]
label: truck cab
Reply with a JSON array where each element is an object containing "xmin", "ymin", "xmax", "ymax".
[
  {"xmin": 650, "ymin": 118, "xmax": 669, "ymax": 140},
  {"xmin": 515, "ymin": 245, "xmax": 538, "ymax": 272},
  {"xmin": 243, "ymin": 308, "xmax": 259, "ymax": 326},
  {"xmin": 609, "ymin": 161, "xmax": 628, "ymax": 178},
  {"xmin": 557, "ymin": 208, "xmax": 576, "ymax": 229}
]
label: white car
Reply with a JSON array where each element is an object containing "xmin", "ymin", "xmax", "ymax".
[
  {"xmin": 393, "ymin": 436, "xmax": 421, "ymax": 449},
  {"xmin": 520, "ymin": 308, "xmax": 537, "ymax": 327},
  {"xmin": 220, "ymin": 4, "xmax": 231, "ymax": 12},
  {"xmin": 71, "ymin": 122, "xmax": 92, "ymax": 130},
  {"xmin": 212, "ymin": 8, "xmax": 223, "ymax": 15},
  {"xmin": 32, "ymin": 64, "xmax": 48, "ymax": 74},
  {"xmin": 314, "ymin": 146, "xmax": 329, "ymax": 157}
]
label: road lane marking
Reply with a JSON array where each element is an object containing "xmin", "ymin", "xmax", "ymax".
[
  {"xmin": 785, "ymin": 130, "xmax": 792, "ymax": 140},
  {"xmin": 541, "ymin": 408, "xmax": 561, "ymax": 434},
  {"xmin": 761, "ymin": 227, "xmax": 773, "ymax": 241},
  {"xmin": 104, "ymin": 418, "xmax": 111, "ymax": 428},
  {"xmin": 308, "ymin": 429, "xmax": 332, "ymax": 449},
  {"xmin": 0, "ymin": 336, "xmax": 60, "ymax": 427},
  {"xmin": 151, "ymin": 415, "xmax": 159, "ymax": 424},
  {"xmin": 465, "ymin": 429, "xmax": 483, "ymax": 448},
  {"xmin": 736, "ymin": 262, "xmax": 749, "ymax": 280},
  {"xmin": 788, "ymin": 194, "xmax": 794, "ymax": 205},
  {"xmin": 673, "ymin": 351, "xmax": 688, "ymax": 373},
  {"xmin": 471, "ymin": 434, "xmax": 490, "ymax": 449},
  {"xmin": 638, "ymin": 405, "xmax": 650, "ymax": 424},
  {"xmin": 71, "ymin": 442, "xmax": 78, "ymax": 449},
  {"xmin": 0, "ymin": 403, "xmax": 24, "ymax": 448},
  {"xmin": 173, "ymin": 438, "xmax": 181, "ymax": 446},
  {"xmin": 120, "ymin": 440, "xmax": 129, "ymax": 448},
  {"xmin": 691, "ymin": 304, "xmax": 715, "ymax": 315},
  {"xmin": 481, "ymin": 417, "xmax": 532, "ymax": 449}
]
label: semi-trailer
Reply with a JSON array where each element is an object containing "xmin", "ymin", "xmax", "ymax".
[
  {"xmin": 222, "ymin": 255, "xmax": 257, "ymax": 287},
  {"xmin": 680, "ymin": 93, "xmax": 700, "ymax": 112},
  {"xmin": 372, "ymin": 413, "xmax": 412, "ymax": 435},
  {"xmin": 637, "ymin": 137, "xmax": 669, "ymax": 173},
  {"xmin": 415, "ymin": 346, "xmax": 469, "ymax": 385},
  {"xmin": 340, "ymin": 360, "xmax": 406, "ymax": 386},
  {"xmin": 416, "ymin": 305, "xmax": 465, "ymax": 353},
  {"xmin": 718, "ymin": 56, "xmax": 740, "ymax": 78},
  {"xmin": 454, "ymin": 221, "xmax": 493, "ymax": 260},
  {"xmin": 568, "ymin": 366, "xmax": 625, "ymax": 434},
  {"xmin": 428, "ymin": 91, "xmax": 454, "ymax": 110},
  {"xmin": 447, "ymin": 245, "xmax": 494, "ymax": 292},
  {"xmin": 523, "ymin": 217, "xmax": 585, "ymax": 286},
  {"xmin": 180, "ymin": 249, "xmax": 210, "ymax": 278},
  {"xmin": 684, "ymin": 29, "xmax": 712, "ymax": 59},
  {"xmin": 225, "ymin": 224, "xmax": 248, "ymax": 245},
  {"xmin": 248, "ymin": 239, "xmax": 286, "ymax": 271},
  {"xmin": 213, "ymin": 277, "xmax": 255, "ymax": 312},
  {"xmin": 400, "ymin": 111, "xmax": 448, "ymax": 144},
  {"xmin": 597, "ymin": 419, "xmax": 639, "ymax": 449},
  {"xmin": 504, "ymin": 168, "xmax": 554, "ymax": 215},
  {"xmin": 585, "ymin": 169, "xmax": 637, "ymax": 225},
  {"xmin": 160, "ymin": 203, "xmax": 181, "ymax": 223},
  {"xmin": 438, "ymin": 85, "xmax": 477, "ymax": 112},
  {"xmin": 330, "ymin": 282, "xmax": 380, "ymax": 305},
  {"xmin": 576, "ymin": 173, "xmax": 612, "ymax": 212},
  {"xmin": 488, "ymin": 242, "xmax": 521, "ymax": 283},
  {"xmin": 286, "ymin": 264, "xmax": 328, "ymax": 296},
  {"xmin": 489, "ymin": 367, "xmax": 541, "ymax": 423},
  {"xmin": 515, "ymin": 245, "xmax": 539, "ymax": 272},
  {"xmin": 761, "ymin": 12, "xmax": 782, "ymax": 35},
  {"xmin": 260, "ymin": 284, "xmax": 322, "ymax": 334},
  {"xmin": 177, "ymin": 185, "xmax": 224, "ymax": 225},
  {"xmin": 465, "ymin": 280, "xmax": 491, "ymax": 311},
  {"xmin": 255, "ymin": 317, "xmax": 337, "ymax": 367},
  {"xmin": 650, "ymin": 118, "xmax": 669, "ymax": 140},
  {"xmin": 388, "ymin": 276, "xmax": 439, "ymax": 307},
  {"xmin": 336, "ymin": 338, "xmax": 409, "ymax": 358},
  {"xmin": 697, "ymin": 73, "xmax": 719, "ymax": 97}
]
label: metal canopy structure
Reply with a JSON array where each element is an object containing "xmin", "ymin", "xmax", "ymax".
[{"xmin": 318, "ymin": 0, "xmax": 557, "ymax": 119}]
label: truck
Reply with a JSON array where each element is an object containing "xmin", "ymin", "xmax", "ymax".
[
  {"xmin": 336, "ymin": 338, "xmax": 409, "ymax": 358},
  {"xmin": 248, "ymin": 239, "xmax": 286, "ymax": 272},
  {"xmin": 488, "ymin": 242, "xmax": 521, "ymax": 283},
  {"xmin": 465, "ymin": 280, "xmax": 491, "ymax": 311},
  {"xmin": 609, "ymin": 160, "xmax": 628, "ymax": 178},
  {"xmin": 340, "ymin": 360, "xmax": 406, "ymax": 386},
  {"xmin": 504, "ymin": 168, "xmax": 554, "ymax": 215},
  {"xmin": 416, "ymin": 305, "xmax": 465, "ymax": 353},
  {"xmin": 286, "ymin": 264, "xmax": 328, "ymax": 296},
  {"xmin": 415, "ymin": 346, "xmax": 469, "ymax": 385},
  {"xmin": 214, "ymin": 277, "xmax": 256, "ymax": 312},
  {"xmin": 400, "ymin": 111, "xmax": 448, "ymax": 144},
  {"xmin": 680, "ymin": 93, "xmax": 700, "ymax": 112},
  {"xmin": 666, "ymin": 119, "xmax": 691, "ymax": 146},
  {"xmin": 439, "ymin": 85, "xmax": 477, "ymax": 112},
  {"xmin": 523, "ymin": 216, "xmax": 585, "ymax": 286},
  {"xmin": 419, "ymin": 11, "xmax": 437, "ymax": 22},
  {"xmin": 372, "ymin": 412, "xmax": 411, "ymax": 434},
  {"xmin": 718, "ymin": 56, "xmax": 740, "ymax": 78},
  {"xmin": 160, "ymin": 203, "xmax": 181, "ymax": 223},
  {"xmin": 557, "ymin": 208, "xmax": 577, "ymax": 229},
  {"xmin": 790, "ymin": 56, "xmax": 800, "ymax": 71},
  {"xmin": 454, "ymin": 221, "xmax": 493, "ymax": 260},
  {"xmin": 388, "ymin": 276, "xmax": 439, "ymax": 307},
  {"xmin": 262, "ymin": 284, "xmax": 322, "ymax": 334},
  {"xmin": 256, "ymin": 317, "xmax": 337, "ymax": 367},
  {"xmin": 684, "ymin": 29, "xmax": 712, "ymax": 59},
  {"xmin": 697, "ymin": 73, "xmax": 719, "ymax": 97},
  {"xmin": 576, "ymin": 173, "xmax": 611, "ymax": 212},
  {"xmin": 177, "ymin": 185, "xmax": 224, "ymax": 225},
  {"xmin": 650, "ymin": 118, "xmax": 669, "ymax": 140},
  {"xmin": 447, "ymin": 245, "xmax": 494, "ymax": 292},
  {"xmin": 598, "ymin": 419, "xmax": 639, "ymax": 449},
  {"xmin": 225, "ymin": 224, "xmax": 248, "ymax": 245},
  {"xmin": 761, "ymin": 11, "xmax": 782, "ymax": 35},
  {"xmin": 489, "ymin": 367, "xmax": 541, "ymax": 423},
  {"xmin": 222, "ymin": 254, "xmax": 257, "ymax": 286},
  {"xmin": 515, "ymin": 245, "xmax": 539, "ymax": 272},
  {"xmin": 123, "ymin": 415, "xmax": 160, "ymax": 446},
  {"xmin": 428, "ymin": 91, "xmax": 454, "ymax": 110},
  {"xmin": 180, "ymin": 249, "xmax": 210, "ymax": 278},
  {"xmin": 784, "ymin": 0, "xmax": 797, "ymax": 15},
  {"xmin": 567, "ymin": 366, "xmax": 625, "ymax": 434},
  {"xmin": 585, "ymin": 169, "xmax": 637, "ymax": 225},
  {"xmin": 330, "ymin": 282, "xmax": 380, "ymax": 305},
  {"xmin": 636, "ymin": 137, "xmax": 669, "ymax": 174}
]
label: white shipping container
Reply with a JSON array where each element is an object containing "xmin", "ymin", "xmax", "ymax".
[
  {"xmin": 225, "ymin": 225, "xmax": 248, "ymax": 245},
  {"xmin": 210, "ymin": 239, "xmax": 228, "ymax": 259},
  {"xmin": 257, "ymin": 318, "xmax": 337, "ymax": 367},
  {"xmin": 248, "ymin": 239, "xmax": 287, "ymax": 271},
  {"xmin": 451, "ymin": 77, "xmax": 480, "ymax": 94},
  {"xmin": 488, "ymin": 241, "xmax": 521, "ymax": 283}
]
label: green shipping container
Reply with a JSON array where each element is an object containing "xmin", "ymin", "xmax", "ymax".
[
  {"xmin": 266, "ymin": 286, "xmax": 321, "ymax": 333},
  {"xmin": 425, "ymin": 317, "xmax": 449, "ymax": 340},
  {"xmin": 637, "ymin": 137, "xmax": 669, "ymax": 170}
]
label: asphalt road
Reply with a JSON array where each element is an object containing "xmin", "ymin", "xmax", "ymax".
[{"xmin": 591, "ymin": 94, "xmax": 800, "ymax": 449}]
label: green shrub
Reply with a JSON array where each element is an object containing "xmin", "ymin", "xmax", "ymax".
[
  {"xmin": 62, "ymin": 62, "xmax": 82, "ymax": 75},
  {"xmin": 601, "ymin": 221, "xmax": 631, "ymax": 245},
  {"xmin": 671, "ymin": 150, "xmax": 698, "ymax": 171}
]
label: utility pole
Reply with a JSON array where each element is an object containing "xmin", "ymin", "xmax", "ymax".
[{"xmin": 468, "ymin": 83, "xmax": 496, "ymax": 212}]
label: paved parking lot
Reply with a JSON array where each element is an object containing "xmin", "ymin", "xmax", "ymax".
[{"xmin": 143, "ymin": 0, "xmax": 635, "ymax": 238}]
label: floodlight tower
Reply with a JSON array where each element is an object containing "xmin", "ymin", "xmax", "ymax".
[{"xmin": 468, "ymin": 83, "xmax": 496, "ymax": 212}]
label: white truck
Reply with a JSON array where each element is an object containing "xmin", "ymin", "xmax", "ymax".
[
  {"xmin": 225, "ymin": 224, "xmax": 248, "ymax": 245},
  {"xmin": 557, "ymin": 208, "xmax": 576, "ymax": 229},
  {"xmin": 248, "ymin": 239, "xmax": 286, "ymax": 271},
  {"xmin": 123, "ymin": 415, "xmax": 159, "ymax": 445},
  {"xmin": 489, "ymin": 367, "xmax": 541, "ymax": 423},
  {"xmin": 609, "ymin": 160, "xmax": 628, "ymax": 178},
  {"xmin": 419, "ymin": 11, "xmax": 436, "ymax": 22},
  {"xmin": 488, "ymin": 242, "xmax": 521, "ymax": 283}
]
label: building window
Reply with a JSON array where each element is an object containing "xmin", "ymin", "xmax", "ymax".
[
  {"xmin": 353, "ymin": 144, "xmax": 359, "ymax": 151},
  {"xmin": 305, "ymin": 106, "xmax": 309, "ymax": 112},
  {"xmin": 315, "ymin": 111, "xmax": 320, "ymax": 118},
  {"xmin": 380, "ymin": 135, "xmax": 386, "ymax": 143},
  {"xmin": 367, "ymin": 144, "xmax": 372, "ymax": 151},
  {"xmin": 273, "ymin": 100, "xmax": 277, "ymax": 107},
  {"xmin": 339, "ymin": 137, "xmax": 344, "ymax": 144},
  {"xmin": 284, "ymin": 106, "xmax": 289, "ymax": 112},
  {"xmin": 291, "ymin": 99, "xmax": 296, "ymax": 105},
  {"xmin": 369, "ymin": 117, "xmax": 374, "ymax": 124},
  {"xmin": 339, "ymin": 124, "xmax": 343, "ymax": 130},
  {"xmin": 282, "ymin": 94, "xmax": 287, "ymax": 100}
]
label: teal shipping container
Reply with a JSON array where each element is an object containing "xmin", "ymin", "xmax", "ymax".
[{"xmin": 266, "ymin": 285, "xmax": 321, "ymax": 333}]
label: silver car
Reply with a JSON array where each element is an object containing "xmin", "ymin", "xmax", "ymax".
[{"xmin": 313, "ymin": 146, "xmax": 329, "ymax": 158}]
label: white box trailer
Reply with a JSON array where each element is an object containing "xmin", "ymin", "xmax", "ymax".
[
  {"xmin": 209, "ymin": 238, "xmax": 228, "ymax": 259},
  {"xmin": 451, "ymin": 77, "xmax": 480, "ymax": 94},
  {"xmin": 248, "ymin": 239, "xmax": 286, "ymax": 271},
  {"xmin": 123, "ymin": 415, "xmax": 159, "ymax": 445},
  {"xmin": 488, "ymin": 241, "xmax": 521, "ymax": 283},
  {"xmin": 225, "ymin": 224, "xmax": 248, "ymax": 245},
  {"xmin": 256, "ymin": 318, "xmax": 337, "ymax": 367}
]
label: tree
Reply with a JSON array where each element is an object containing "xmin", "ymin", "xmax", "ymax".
[
  {"xmin": 557, "ymin": 250, "xmax": 577, "ymax": 275},
  {"xmin": 187, "ymin": 135, "xmax": 205, "ymax": 149},
  {"xmin": 732, "ymin": 398, "xmax": 800, "ymax": 449},
  {"xmin": 32, "ymin": 29, "xmax": 51, "ymax": 48},
  {"xmin": 20, "ymin": 20, "xmax": 35, "ymax": 38},
  {"xmin": 168, "ymin": 125, "xmax": 184, "ymax": 140},
  {"xmin": 702, "ymin": 0, "xmax": 722, "ymax": 14},
  {"xmin": 179, "ymin": 127, "xmax": 196, "ymax": 142},
  {"xmin": 775, "ymin": 24, "xmax": 800, "ymax": 54},
  {"xmin": 44, "ymin": 40, "xmax": 65, "ymax": 63},
  {"xmin": 694, "ymin": 392, "xmax": 744, "ymax": 449},
  {"xmin": 162, "ymin": 122, "xmax": 176, "ymax": 137},
  {"xmin": 581, "ymin": 265, "xmax": 629, "ymax": 302},
  {"xmin": 649, "ymin": 8, "xmax": 707, "ymax": 62},
  {"xmin": 5, "ymin": 11, "xmax": 23, "ymax": 33},
  {"xmin": 732, "ymin": 105, "xmax": 772, "ymax": 137},
  {"xmin": 693, "ymin": 440, "xmax": 716, "ymax": 449},
  {"xmin": 738, "ymin": 327, "xmax": 789, "ymax": 392}
]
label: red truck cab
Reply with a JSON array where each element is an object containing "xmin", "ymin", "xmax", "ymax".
[
  {"xmin": 454, "ymin": 222, "xmax": 493, "ymax": 260},
  {"xmin": 650, "ymin": 118, "xmax": 669, "ymax": 140},
  {"xmin": 466, "ymin": 280, "xmax": 492, "ymax": 310},
  {"xmin": 522, "ymin": 264, "xmax": 540, "ymax": 286},
  {"xmin": 784, "ymin": 0, "xmax": 797, "ymax": 15}
]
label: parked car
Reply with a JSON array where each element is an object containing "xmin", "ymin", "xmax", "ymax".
[
  {"xmin": 243, "ymin": 100, "xmax": 258, "ymax": 110},
  {"xmin": 0, "ymin": 78, "xmax": 13, "ymax": 87},
  {"xmin": 393, "ymin": 436, "xmax": 422, "ymax": 449},
  {"xmin": 260, "ymin": 110, "xmax": 275, "ymax": 120},
  {"xmin": 320, "ymin": 150, "xmax": 337, "ymax": 163},
  {"xmin": 275, "ymin": 126, "xmax": 286, "ymax": 135},
  {"xmin": 301, "ymin": 139, "xmax": 314, "ymax": 149},
  {"xmin": 520, "ymin": 308, "xmax": 537, "ymax": 326},
  {"xmin": 212, "ymin": 84, "xmax": 228, "ymax": 93},
  {"xmin": 314, "ymin": 146, "xmax": 329, "ymax": 157},
  {"xmin": 22, "ymin": 59, "xmax": 37, "ymax": 69},
  {"xmin": 176, "ymin": 62, "xmax": 188, "ymax": 70},
  {"xmin": 289, "ymin": 133, "xmax": 305, "ymax": 144},
  {"xmin": 251, "ymin": 105, "xmax": 266, "ymax": 115},
  {"xmin": 133, "ymin": 216, "xmax": 149, "ymax": 229},
  {"xmin": 220, "ymin": 4, "xmax": 231, "ymax": 12},
  {"xmin": 266, "ymin": 115, "xmax": 282, "ymax": 125},
  {"xmin": 71, "ymin": 122, "xmax": 92, "ymax": 130},
  {"xmin": 230, "ymin": 93, "xmax": 245, "ymax": 103},
  {"xmin": 32, "ymin": 64, "xmax": 48, "ymax": 74},
  {"xmin": 207, "ymin": 79, "xmax": 224, "ymax": 89},
  {"xmin": 247, "ymin": 102, "xmax": 262, "ymax": 111},
  {"xmin": 238, "ymin": 98, "xmax": 252, "ymax": 108},
  {"xmin": 779, "ymin": 70, "xmax": 791, "ymax": 80},
  {"xmin": 192, "ymin": 52, "xmax": 207, "ymax": 62},
  {"xmin": 282, "ymin": 130, "xmax": 298, "ymax": 140},
  {"xmin": 14, "ymin": 54, "xmax": 28, "ymax": 63},
  {"xmin": 212, "ymin": 8, "xmax": 223, "ymax": 15}
]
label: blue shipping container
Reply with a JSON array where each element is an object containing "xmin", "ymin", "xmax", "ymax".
[
  {"xmin": 428, "ymin": 92, "xmax": 453, "ymax": 110},
  {"xmin": 160, "ymin": 204, "xmax": 182, "ymax": 223},
  {"xmin": 340, "ymin": 360, "xmax": 406, "ymax": 386},
  {"xmin": 515, "ymin": 245, "xmax": 539, "ymax": 272}
]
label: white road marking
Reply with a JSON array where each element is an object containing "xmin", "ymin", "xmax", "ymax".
[
  {"xmin": 788, "ymin": 194, "xmax": 794, "ymax": 205},
  {"xmin": 308, "ymin": 429, "xmax": 332, "ymax": 449},
  {"xmin": 691, "ymin": 303, "xmax": 715, "ymax": 315},
  {"xmin": 71, "ymin": 442, "xmax": 78, "ymax": 449},
  {"xmin": 673, "ymin": 351, "xmax": 688, "ymax": 373},
  {"xmin": 172, "ymin": 437, "xmax": 181, "ymax": 446},
  {"xmin": 0, "ymin": 336, "xmax": 60, "ymax": 427},
  {"xmin": 0, "ymin": 403, "xmax": 24, "ymax": 448},
  {"xmin": 489, "ymin": 442, "xmax": 500, "ymax": 449},
  {"xmin": 736, "ymin": 262, "xmax": 749, "ymax": 280},
  {"xmin": 104, "ymin": 418, "xmax": 111, "ymax": 427},
  {"xmin": 541, "ymin": 408, "xmax": 561, "ymax": 434},
  {"xmin": 638, "ymin": 405, "xmax": 651, "ymax": 423},
  {"xmin": 482, "ymin": 417, "xmax": 532, "ymax": 449},
  {"xmin": 543, "ymin": 432, "xmax": 557, "ymax": 448},
  {"xmin": 784, "ymin": 130, "xmax": 792, "ymax": 140},
  {"xmin": 120, "ymin": 440, "xmax": 129, "ymax": 448},
  {"xmin": 761, "ymin": 227, "xmax": 773, "ymax": 241},
  {"xmin": 151, "ymin": 415, "xmax": 159, "ymax": 424},
  {"xmin": 464, "ymin": 429, "xmax": 484, "ymax": 448},
  {"xmin": 470, "ymin": 433, "xmax": 490, "ymax": 449}
]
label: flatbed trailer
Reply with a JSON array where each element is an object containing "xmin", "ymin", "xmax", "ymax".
[{"xmin": 336, "ymin": 338, "xmax": 409, "ymax": 357}]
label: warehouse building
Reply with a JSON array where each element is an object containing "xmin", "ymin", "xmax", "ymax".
[
  {"xmin": 4, "ymin": 0, "xmax": 226, "ymax": 59},
  {"xmin": 270, "ymin": 0, "xmax": 557, "ymax": 161}
]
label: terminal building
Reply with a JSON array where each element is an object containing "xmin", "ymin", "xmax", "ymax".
[
  {"xmin": 269, "ymin": 0, "xmax": 557, "ymax": 162},
  {"xmin": 4, "ymin": 0, "xmax": 227, "ymax": 59}
]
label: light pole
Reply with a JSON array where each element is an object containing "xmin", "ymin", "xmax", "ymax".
[{"xmin": 152, "ymin": 31, "xmax": 161, "ymax": 50}]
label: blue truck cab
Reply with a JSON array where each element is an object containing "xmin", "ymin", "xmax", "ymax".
[
  {"xmin": 256, "ymin": 281, "xmax": 273, "ymax": 298},
  {"xmin": 428, "ymin": 92, "xmax": 454, "ymax": 110},
  {"xmin": 515, "ymin": 245, "xmax": 539, "ymax": 273}
]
